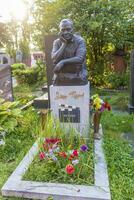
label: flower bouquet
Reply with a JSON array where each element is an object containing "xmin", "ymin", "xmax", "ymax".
[
  {"xmin": 39, "ymin": 138, "xmax": 90, "ymax": 175},
  {"xmin": 91, "ymin": 94, "xmax": 111, "ymax": 139},
  {"xmin": 24, "ymin": 135, "xmax": 93, "ymax": 185}
]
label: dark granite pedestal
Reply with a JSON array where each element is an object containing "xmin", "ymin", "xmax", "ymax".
[{"xmin": 128, "ymin": 50, "xmax": 134, "ymax": 114}]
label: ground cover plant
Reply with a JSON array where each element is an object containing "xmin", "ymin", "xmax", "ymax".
[
  {"xmin": 24, "ymin": 116, "xmax": 94, "ymax": 185},
  {"xmin": 0, "ymin": 107, "xmax": 40, "ymax": 200},
  {"xmin": 0, "ymin": 98, "xmax": 22, "ymax": 133}
]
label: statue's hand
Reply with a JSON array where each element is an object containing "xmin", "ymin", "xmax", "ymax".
[
  {"xmin": 54, "ymin": 61, "xmax": 64, "ymax": 73},
  {"xmin": 60, "ymin": 36, "xmax": 67, "ymax": 44}
]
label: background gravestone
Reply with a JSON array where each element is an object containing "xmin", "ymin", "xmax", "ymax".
[
  {"xmin": 0, "ymin": 64, "xmax": 13, "ymax": 101},
  {"xmin": 44, "ymin": 35, "xmax": 57, "ymax": 86},
  {"xmin": 0, "ymin": 53, "xmax": 10, "ymax": 65},
  {"xmin": 44, "ymin": 35, "xmax": 57, "ymax": 107},
  {"xmin": 128, "ymin": 50, "xmax": 134, "ymax": 114},
  {"xmin": 16, "ymin": 50, "xmax": 23, "ymax": 63}
]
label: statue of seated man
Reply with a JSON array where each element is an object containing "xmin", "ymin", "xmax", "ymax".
[{"xmin": 51, "ymin": 19, "xmax": 88, "ymax": 86}]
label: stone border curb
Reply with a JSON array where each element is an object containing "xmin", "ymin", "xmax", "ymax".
[{"xmin": 1, "ymin": 126, "xmax": 111, "ymax": 200}]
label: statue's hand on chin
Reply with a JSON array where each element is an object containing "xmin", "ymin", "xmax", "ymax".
[
  {"xmin": 59, "ymin": 32, "xmax": 68, "ymax": 44},
  {"xmin": 54, "ymin": 61, "xmax": 64, "ymax": 73},
  {"xmin": 60, "ymin": 36, "xmax": 68, "ymax": 44}
]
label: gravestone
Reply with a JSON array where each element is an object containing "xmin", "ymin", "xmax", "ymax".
[
  {"xmin": 44, "ymin": 35, "xmax": 57, "ymax": 108},
  {"xmin": 0, "ymin": 53, "xmax": 10, "ymax": 65},
  {"xmin": 16, "ymin": 50, "xmax": 23, "ymax": 63},
  {"xmin": 128, "ymin": 50, "xmax": 134, "ymax": 114},
  {"xmin": 0, "ymin": 64, "xmax": 13, "ymax": 101},
  {"xmin": 48, "ymin": 19, "xmax": 90, "ymax": 136}
]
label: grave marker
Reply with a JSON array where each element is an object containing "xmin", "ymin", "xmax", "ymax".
[{"xmin": 0, "ymin": 64, "xmax": 13, "ymax": 101}]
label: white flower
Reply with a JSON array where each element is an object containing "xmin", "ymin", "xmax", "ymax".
[
  {"xmin": 101, "ymin": 100, "xmax": 104, "ymax": 104},
  {"xmin": 53, "ymin": 147, "xmax": 60, "ymax": 152},
  {"xmin": 51, "ymin": 155, "xmax": 58, "ymax": 162},
  {"xmin": 45, "ymin": 153, "xmax": 49, "ymax": 157},
  {"xmin": 72, "ymin": 159, "xmax": 79, "ymax": 165},
  {"xmin": 68, "ymin": 150, "xmax": 73, "ymax": 155},
  {"xmin": 48, "ymin": 149, "xmax": 53, "ymax": 155}
]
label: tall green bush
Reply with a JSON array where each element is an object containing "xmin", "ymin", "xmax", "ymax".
[
  {"xmin": 11, "ymin": 63, "xmax": 26, "ymax": 76},
  {"xmin": 13, "ymin": 62, "xmax": 46, "ymax": 85}
]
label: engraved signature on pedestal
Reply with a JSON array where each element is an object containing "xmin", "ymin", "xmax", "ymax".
[{"xmin": 55, "ymin": 91, "xmax": 84, "ymax": 100}]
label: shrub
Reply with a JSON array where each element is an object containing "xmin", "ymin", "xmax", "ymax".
[
  {"xmin": 89, "ymin": 68, "xmax": 129, "ymax": 89},
  {"xmin": 107, "ymin": 71, "xmax": 129, "ymax": 89},
  {"xmin": 14, "ymin": 67, "xmax": 39, "ymax": 85},
  {"xmin": 11, "ymin": 63, "xmax": 26, "ymax": 75},
  {"xmin": 13, "ymin": 61, "xmax": 46, "ymax": 85},
  {"xmin": 36, "ymin": 59, "xmax": 46, "ymax": 82}
]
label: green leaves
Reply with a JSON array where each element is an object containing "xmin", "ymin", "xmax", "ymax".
[{"xmin": 0, "ymin": 98, "xmax": 22, "ymax": 133}]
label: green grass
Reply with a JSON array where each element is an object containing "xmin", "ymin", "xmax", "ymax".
[
  {"xmin": 102, "ymin": 111, "xmax": 134, "ymax": 200},
  {"xmin": 105, "ymin": 92, "xmax": 129, "ymax": 111},
  {"xmin": 92, "ymin": 88, "xmax": 134, "ymax": 199},
  {"xmin": 13, "ymin": 81, "xmax": 45, "ymax": 106}
]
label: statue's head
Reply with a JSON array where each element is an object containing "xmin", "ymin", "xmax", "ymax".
[{"xmin": 59, "ymin": 19, "xmax": 73, "ymax": 41}]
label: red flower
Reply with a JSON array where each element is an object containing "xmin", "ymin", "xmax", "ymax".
[
  {"xmin": 104, "ymin": 102, "xmax": 111, "ymax": 111},
  {"xmin": 72, "ymin": 149, "xmax": 79, "ymax": 157},
  {"xmin": 107, "ymin": 105, "xmax": 111, "ymax": 111},
  {"xmin": 65, "ymin": 164, "xmax": 75, "ymax": 174},
  {"xmin": 58, "ymin": 152, "xmax": 67, "ymax": 158},
  {"xmin": 69, "ymin": 154, "xmax": 75, "ymax": 160},
  {"xmin": 45, "ymin": 138, "xmax": 61, "ymax": 144},
  {"xmin": 39, "ymin": 152, "xmax": 45, "ymax": 160}
]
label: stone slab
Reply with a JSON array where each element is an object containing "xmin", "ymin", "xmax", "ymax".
[
  {"xmin": 94, "ymin": 125, "xmax": 110, "ymax": 187},
  {"xmin": 33, "ymin": 94, "xmax": 48, "ymax": 109},
  {"xmin": 50, "ymin": 83, "xmax": 90, "ymax": 136},
  {"xmin": 2, "ymin": 181, "xmax": 110, "ymax": 200},
  {"xmin": 1, "ymin": 126, "xmax": 111, "ymax": 200},
  {"xmin": 0, "ymin": 64, "xmax": 13, "ymax": 101}
]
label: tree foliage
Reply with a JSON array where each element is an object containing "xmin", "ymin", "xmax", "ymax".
[
  {"xmin": 32, "ymin": 0, "xmax": 71, "ymax": 49},
  {"xmin": 32, "ymin": 0, "xmax": 134, "ymax": 75},
  {"xmin": 0, "ymin": 22, "xmax": 10, "ymax": 48},
  {"xmin": 7, "ymin": 15, "xmax": 31, "ymax": 60}
]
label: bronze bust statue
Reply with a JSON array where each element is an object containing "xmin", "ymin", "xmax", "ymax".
[{"xmin": 51, "ymin": 19, "xmax": 88, "ymax": 86}]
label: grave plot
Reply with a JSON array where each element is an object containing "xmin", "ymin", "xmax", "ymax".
[{"xmin": 1, "ymin": 120, "xmax": 111, "ymax": 200}]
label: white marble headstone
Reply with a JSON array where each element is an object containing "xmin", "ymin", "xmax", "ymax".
[{"xmin": 50, "ymin": 82, "xmax": 90, "ymax": 137}]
